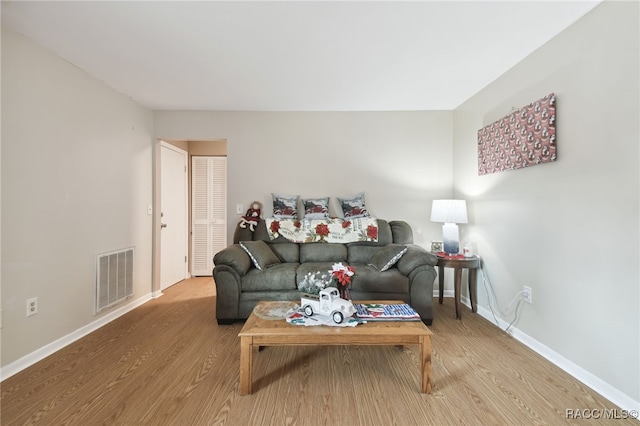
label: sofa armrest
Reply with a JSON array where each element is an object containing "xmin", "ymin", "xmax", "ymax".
[
  {"xmin": 213, "ymin": 244, "xmax": 252, "ymax": 276},
  {"xmin": 396, "ymin": 244, "xmax": 438, "ymax": 275}
]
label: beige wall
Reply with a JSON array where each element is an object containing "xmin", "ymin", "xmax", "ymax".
[
  {"xmin": 453, "ymin": 2, "xmax": 639, "ymax": 404},
  {"xmin": 154, "ymin": 111, "xmax": 454, "ymax": 248},
  {"xmin": 1, "ymin": 28, "xmax": 154, "ymax": 366}
]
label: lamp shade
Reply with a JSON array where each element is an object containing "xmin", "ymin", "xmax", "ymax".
[{"xmin": 430, "ymin": 199, "xmax": 468, "ymax": 224}]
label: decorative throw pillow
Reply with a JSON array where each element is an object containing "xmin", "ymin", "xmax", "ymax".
[
  {"xmin": 337, "ymin": 192, "xmax": 370, "ymax": 218},
  {"xmin": 368, "ymin": 244, "xmax": 408, "ymax": 272},
  {"xmin": 302, "ymin": 197, "xmax": 330, "ymax": 220},
  {"xmin": 239, "ymin": 241, "xmax": 281, "ymax": 270},
  {"xmin": 272, "ymin": 193, "xmax": 299, "ymax": 219}
]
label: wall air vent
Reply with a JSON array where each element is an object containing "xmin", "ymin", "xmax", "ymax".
[{"xmin": 95, "ymin": 247, "xmax": 134, "ymax": 313}]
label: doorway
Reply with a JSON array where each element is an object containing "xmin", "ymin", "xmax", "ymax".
[{"xmin": 153, "ymin": 139, "xmax": 228, "ymax": 295}]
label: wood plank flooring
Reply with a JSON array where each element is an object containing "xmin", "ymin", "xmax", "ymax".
[{"xmin": 1, "ymin": 277, "xmax": 633, "ymax": 425}]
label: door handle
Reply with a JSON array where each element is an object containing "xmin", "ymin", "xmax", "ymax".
[{"xmin": 161, "ymin": 223, "xmax": 168, "ymax": 228}]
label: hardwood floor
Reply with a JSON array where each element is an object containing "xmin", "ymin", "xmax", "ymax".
[{"xmin": 1, "ymin": 277, "xmax": 633, "ymax": 425}]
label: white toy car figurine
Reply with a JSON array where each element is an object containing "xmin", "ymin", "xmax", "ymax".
[{"xmin": 300, "ymin": 287, "xmax": 356, "ymax": 324}]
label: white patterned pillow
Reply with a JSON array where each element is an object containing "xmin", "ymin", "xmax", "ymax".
[
  {"xmin": 302, "ymin": 197, "xmax": 330, "ymax": 219},
  {"xmin": 337, "ymin": 192, "xmax": 369, "ymax": 219},
  {"xmin": 272, "ymin": 193, "xmax": 299, "ymax": 219}
]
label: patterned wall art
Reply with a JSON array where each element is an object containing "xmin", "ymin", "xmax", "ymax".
[{"xmin": 477, "ymin": 93, "xmax": 556, "ymax": 175}]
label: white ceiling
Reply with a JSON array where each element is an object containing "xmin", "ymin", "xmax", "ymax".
[{"xmin": 2, "ymin": 1, "xmax": 601, "ymax": 111}]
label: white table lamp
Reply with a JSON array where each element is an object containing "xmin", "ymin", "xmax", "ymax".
[{"xmin": 430, "ymin": 199, "xmax": 468, "ymax": 255}]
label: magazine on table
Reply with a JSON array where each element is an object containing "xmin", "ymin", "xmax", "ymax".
[{"xmin": 354, "ymin": 303, "xmax": 421, "ymax": 321}]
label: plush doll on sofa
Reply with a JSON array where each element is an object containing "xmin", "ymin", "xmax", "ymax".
[{"xmin": 239, "ymin": 201, "xmax": 262, "ymax": 232}]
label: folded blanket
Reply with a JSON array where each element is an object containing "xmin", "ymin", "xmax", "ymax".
[{"xmin": 265, "ymin": 217, "xmax": 378, "ymax": 243}]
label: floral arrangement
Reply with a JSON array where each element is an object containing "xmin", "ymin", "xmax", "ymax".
[
  {"xmin": 330, "ymin": 262, "xmax": 356, "ymax": 300},
  {"xmin": 297, "ymin": 271, "xmax": 330, "ymax": 296},
  {"xmin": 297, "ymin": 262, "xmax": 356, "ymax": 300}
]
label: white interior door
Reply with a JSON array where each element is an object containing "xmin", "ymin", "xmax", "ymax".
[
  {"xmin": 191, "ymin": 156, "xmax": 227, "ymax": 276},
  {"xmin": 161, "ymin": 142, "xmax": 188, "ymax": 289}
]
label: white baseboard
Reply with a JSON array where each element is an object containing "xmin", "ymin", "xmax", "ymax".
[
  {"xmin": 0, "ymin": 292, "xmax": 153, "ymax": 381},
  {"xmin": 434, "ymin": 290, "xmax": 640, "ymax": 416},
  {"xmin": 437, "ymin": 289, "xmax": 455, "ymax": 299}
]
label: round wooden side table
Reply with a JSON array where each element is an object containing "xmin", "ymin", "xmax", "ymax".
[{"xmin": 436, "ymin": 254, "xmax": 480, "ymax": 319}]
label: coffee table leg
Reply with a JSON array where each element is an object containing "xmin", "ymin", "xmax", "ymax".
[
  {"xmin": 239, "ymin": 336, "xmax": 253, "ymax": 395},
  {"xmin": 420, "ymin": 335, "xmax": 432, "ymax": 394}
]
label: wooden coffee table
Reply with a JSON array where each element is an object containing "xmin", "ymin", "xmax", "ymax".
[{"xmin": 238, "ymin": 300, "xmax": 433, "ymax": 395}]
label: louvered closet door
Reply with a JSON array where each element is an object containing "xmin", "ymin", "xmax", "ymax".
[{"xmin": 192, "ymin": 156, "xmax": 227, "ymax": 276}]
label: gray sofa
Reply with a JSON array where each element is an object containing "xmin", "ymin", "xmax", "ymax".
[{"xmin": 213, "ymin": 219, "xmax": 438, "ymax": 324}]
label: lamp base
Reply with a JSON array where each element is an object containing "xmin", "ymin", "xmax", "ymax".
[{"xmin": 442, "ymin": 223, "xmax": 460, "ymax": 255}]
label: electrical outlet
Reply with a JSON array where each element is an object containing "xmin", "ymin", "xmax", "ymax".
[
  {"xmin": 523, "ymin": 286, "xmax": 532, "ymax": 304},
  {"xmin": 26, "ymin": 297, "xmax": 38, "ymax": 317}
]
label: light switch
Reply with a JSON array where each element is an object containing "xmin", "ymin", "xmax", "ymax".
[
  {"xmin": 147, "ymin": 204, "xmax": 153, "ymax": 215},
  {"xmin": 236, "ymin": 204, "xmax": 244, "ymax": 214}
]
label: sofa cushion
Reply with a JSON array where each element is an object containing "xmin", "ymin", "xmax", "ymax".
[
  {"xmin": 347, "ymin": 245, "xmax": 381, "ymax": 264},
  {"xmin": 389, "ymin": 221, "xmax": 413, "ymax": 245},
  {"xmin": 368, "ymin": 244, "xmax": 408, "ymax": 271},
  {"xmin": 376, "ymin": 219, "xmax": 393, "ymax": 245},
  {"xmin": 242, "ymin": 263, "xmax": 299, "ymax": 291},
  {"xmin": 351, "ymin": 265, "xmax": 409, "ymax": 294},
  {"xmin": 239, "ymin": 241, "xmax": 281, "ymax": 270},
  {"xmin": 269, "ymin": 243, "xmax": 300, "ymax": 263},
  {"xmin": 300, "ymin": 243, "xmax": 347, "ymax": 263},
  {"xmin": 233, "ymin": 224, "xmax": 255, "ymax": 244}
]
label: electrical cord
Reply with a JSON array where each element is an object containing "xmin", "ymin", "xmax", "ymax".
[
  {"xmin": 504, "ymin": 298, "xmax": 524, "ymax": 334},
  {"xmin": 478, "ymin": 259, "xmax": 525, "ymax": 335}
]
